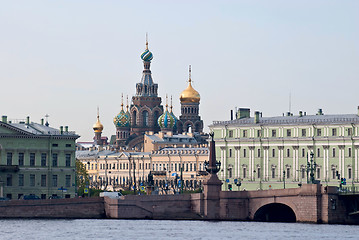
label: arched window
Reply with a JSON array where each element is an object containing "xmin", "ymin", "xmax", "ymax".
[
  {"xmin": 153, "ymin": 111, "xmax": 159, "ymax": 127},
  {"xmin": 142, "ymin": 110, "xmax": 149, "ymax": 127},
  {"xmin": 132, "ymin": 111, "xmax": 137, "ymax": 126}
]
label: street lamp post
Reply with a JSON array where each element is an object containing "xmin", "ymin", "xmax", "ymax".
[
  {"xmin": 283, "ymin": 170, "xmax": 286, "ymax": 189},
  {"xmin": 307, "ymin": 152, "xmax": 317, "ymax": 184}
]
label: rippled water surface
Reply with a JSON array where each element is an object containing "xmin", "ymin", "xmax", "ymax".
[{"xmin": 0, "ymin": 219, "xmax": 358, "ymax": 240}]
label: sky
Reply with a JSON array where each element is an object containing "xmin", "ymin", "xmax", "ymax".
[{"xmin": 1, "ymin": 0, "xmax": 358, "ymax": 141}]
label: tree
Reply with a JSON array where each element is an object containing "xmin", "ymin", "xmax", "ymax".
[{"xmin": 76, "ymin": 160, "xmax": 89, "ymax": 196}]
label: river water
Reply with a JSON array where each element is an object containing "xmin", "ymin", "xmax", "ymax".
[{"xmin": 0, "ymin": 219, "xmax": 357, "ymax": 239}]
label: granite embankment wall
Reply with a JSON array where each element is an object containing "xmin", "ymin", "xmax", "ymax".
[
  {"xmin": 105, "ymin": 193, "xmax": 203, "ymax": 220},
  {"xmin": 0, "ymin": 197, "xmax": 105, "ymax": 218}
]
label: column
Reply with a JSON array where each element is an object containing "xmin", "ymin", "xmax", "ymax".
[{"xmin": 235, "ymin": 146, "xmax": 240, "ymax": 178}]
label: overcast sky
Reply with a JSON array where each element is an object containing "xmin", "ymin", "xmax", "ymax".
[{"xmin": 1, "ymin": 0, "xmax": 358, "ymax": 141}]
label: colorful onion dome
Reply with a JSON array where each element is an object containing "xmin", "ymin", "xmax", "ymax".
[
  {"xmin": 141, "ymin": 40, "xmax": 153, "ymax": 62},
  {"xmin": 180, "ymin": 66, "xmax": 200, "ymax": 103},
  {"xmin": 113, "ymin": 97, "xmax": 131, "ymax": 128},
  {"xmin": 158, "ymin": 106, "xmax": 176, "ymax": 130},
  {"xmin": 170, "ymin": 96, "xmax": 178, "ymax": 130},
  {"xmin": 93, "ymin": 108, "xmax": 104, "ymax": 133}
]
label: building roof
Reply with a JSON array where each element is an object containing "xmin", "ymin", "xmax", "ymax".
[
  {"xmin": 145, "ymin": 133, "xmax": 199, "ymax": 144},
  {"xmin": 210, "ymin": 114, "xmax": 359, "ymax": 127},
  {"xmin": 1, "ymin": 121, "xmax": 78, "ymax": 138}
]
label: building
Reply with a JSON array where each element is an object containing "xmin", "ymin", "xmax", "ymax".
[
  {"xmin": 0, "ymin": 115, "xmax": 79, "ymax": 199},
  {"xmin": 209, "ymin": 107, "xmax": 359, "ymax": 191},
  {"xmin": 76, "ymin": 147, "xmax": 209, "ymax": 193},
  {"xmin": 110, "ymin": 39, "xmax": 205, "ymax": 151}
]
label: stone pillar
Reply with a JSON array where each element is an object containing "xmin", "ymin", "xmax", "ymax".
[{"xmin": 203, "ymin": 174, "xmax": 223, "ymax": 219}]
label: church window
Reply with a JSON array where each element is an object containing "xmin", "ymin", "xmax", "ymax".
[{"xmin": 142, "ymin": 111, "xmax": 149, "ymax": 127}]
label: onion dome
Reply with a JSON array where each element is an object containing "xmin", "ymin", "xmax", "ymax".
[
  {"xmin": 158, "ymin": 104, "xmax": 176, "ymax": 130},
  {"xmin": 93, "ymin": 109, "xmax": 104, "ymax": 133},
  {"xmin": 113, "ymin": 96, "xmax": 131, "ymax": 128},
  {"xmin": 180, "ymin": 66, "xmax": 200, "ymax": 103},
  {"xmin": 140, "ymin": 41, "xmax": 153, "ymax": 62}
]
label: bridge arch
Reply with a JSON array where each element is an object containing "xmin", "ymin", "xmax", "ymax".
[{"xmin": 253, "ymin": 203, "xmax": 296, "ymax": 222}]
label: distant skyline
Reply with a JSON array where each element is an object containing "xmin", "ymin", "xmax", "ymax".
[{"xmin": 1, "ymin": 1, "xmax": 358, "ymax": 141}]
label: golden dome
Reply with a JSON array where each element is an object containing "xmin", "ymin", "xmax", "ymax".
[
  {"xmin": 93, "ymin": 116, "xmax": 103, "ymax": 133},
  {"xmin": 180, "ymin": 79, "xmax": 200, "ymax": 103}
]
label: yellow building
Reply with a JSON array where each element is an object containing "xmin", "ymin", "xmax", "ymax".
[{"xmin": 76, "ymin": 147, "xmax": 209, "ymax": 193}]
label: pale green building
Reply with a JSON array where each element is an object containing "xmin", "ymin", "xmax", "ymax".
[
  {"xmin": 0, "ymin": 116, "xmax": 79, "ymax": 199},
  {"xmin": 209, "ymin": 108, "xmax": 359, "ymax": 191}
]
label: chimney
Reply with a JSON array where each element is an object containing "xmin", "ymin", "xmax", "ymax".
[
  {"xmin": 60, "ymin": 126, "xmax": 63, "ymax": 134},
  {"xmin": 299, "ymin": 111, "xmax": 303, "ymax": 117},
  {"xmin": 230, "ymin": 110, "xmax": 233, "ymax": 121},
  {"xmin": 254, "ymin": 111, "xmax": 260, "ymax": 124},
  {"xmin": 1, "ymin": 115, "xmax": 7, "ymax": 123},
  {"xmin": 65, "ymin": 126, "xmax": 68, "ymax": 132},
  {"xmin": 26, "ymin": 116, "xmax": 30, "ymax": 125},
  {"xmin": 304, "ymin": 112, "xmax": 307, "ymax": 116},
  {"xmin": 41, "ymin": 119, "xmax": 44, "ymax": 125},
  {"xmin": 317, "ymin": 109, "xmax": 323, "ymax": 115}
]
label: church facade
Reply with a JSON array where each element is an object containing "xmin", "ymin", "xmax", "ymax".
[{"xmin": 95, "ymin": 40, "xmax": 205, "ymax": 151}]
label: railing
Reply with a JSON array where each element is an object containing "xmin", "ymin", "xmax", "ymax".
[{"xmin": 338, "ymin": 186, "xmax": 359, "ymax": 195}]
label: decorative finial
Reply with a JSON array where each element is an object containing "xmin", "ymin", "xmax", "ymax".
[
  {"xmin": 126, "ymin": 95, "xmax": 129, "ymax": 111},
  {"xmin": 121, "ymin": 93, "xmax": 124, "ymax": 110},
  {"xmin": 165, "ymin": 94, "xmax": 168, "ymax": 110},
  {"xmin": 189, "ymin": 65, "xmax": 192, "ymax": 83},
  {"xmin": 97, "ymin": 106, "xmax": 100, "ymax": 119},
  {"xmin": 170, "ymin": 95, "xmax": 173, "ymax": 113},
  {"xmin": 146, "ymin": 32, "xmax": 148, "ymax": 50}
]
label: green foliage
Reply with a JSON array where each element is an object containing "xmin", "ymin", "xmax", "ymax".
[{"xmin": 76, "ymin": 160, "xmax": 89, "ymax": 196}]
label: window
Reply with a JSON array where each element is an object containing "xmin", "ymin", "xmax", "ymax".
[
  {"xmin": 228, "ymin": 168, "xmax": 233, "ymax": 178},
  {"xmin": 301, "ymin": 169, "xmax": 305, "ymax": 179},
  {"xmin": 228, "ymin": 130, "xmax": 233, "ymax": 138},
  {"xmin": 66, "ymin": 144, "xmax": 72, "ymax": 147},
  {"xmin": 317, "ymin": 168, "xmax": 321, "ymax": 179},
  {"xmin": 348, "ymin": 128, "xmax": 353, "ymax": 136},
  {"xmin": 194, "ymin": 163, "xmax": 197, "ymax": 171},
  {"xmin": 52, "ymin": 153, "xmax": 58, "ymax": 167},
  {"xmin": 332, "ymin": 148, "xmax": 336, "ymax": 157},
  {"xmin": 41, "ymin": 153, "xmax": 47, "ymax": 167},
  {"xmin": 286, "ymin": 149, "xmax": 290, "ymax": 158},
  {"xmin": 243, "ymin": 149, "xmax": 247, "ymax": 158},
  {"xmin": 271, "ymin": 168, "xmax": 275, "ymax": 178},
  {"xmin": 272, "ymin": 130, "xmax": 276, "ymax": 137},
  {"xmin": 30, "ymin": 174, "xmax": 35, "ymax": 187},
  {"xmin": 332, "ymin": 169, "xmax": 336, "ymax": 179},
  {"xmin": 302, "ymin": 129, "xmax": 306, "ymax": 137},
  {"xmin": 272, "ymin": 149, "xmax": 275, "ymax": 157},
  {"xmin": 287, "ymin": 129, "xmax": 291, "ymax": 137},
  {"xmin": 302, "ymin": 148, "xmax": 305, "ymax": 158},
  {"xmin": 18, "ymin": 174, "xmax": 24, "ymax": 186},
  {"xmin": 65, "ymin": 154, "xmax": 71, "ymax": 167},
  {"xmin": 190, "ymin": 163, "xmax": 192, "ymax": 171},
  {"xmin": 243, "ymin": 168, "xmax": 247, "ymax": 178},
  {"xmin": 66, "ymin": 175, "xmax": 71, "ymax": 187},
  {"xmin": 243, "ymin": 130, "xmax": 247, "ymax": 138},
  {"xmin": 142, "ymin": 110, "xmax": 149, "ymax": 127},
  {"xmin": 257, "ymin": 168, "xmax": 260, "ymax": 179},
  {"xmin": 41, "ymin": 175, "xmax": 47, "ymax": 187},
  {"xmin": 317, "ymin": 148, "xmax": 320, "ymax": 158},
  {"xmin": 6, "ymin": 152, "xmax": 12, "ymax": 165},
  {"xmin": 257, "ymin": 130, "xmax": 262, "ymax": 137},
  {"xmin": 317, "ymin": 129, "xmax": 322, "ymax": 136},
  {"xmin": 349, "ymin": 148, "xmax": 352, "ymax": 157},
  {"xmin": 7, "ymin": 174, "xmax": 12, "ymax": 186},
  {"xmin": 348, "ymin": 168, "xmax": 352, "ymax": 179},
  {"xmin": 229, "ymin": 149, "xmax": 232, "ymax": 158},
  {"xmin": 52, "ymin": 175, "xmax": 58, "ymax": 187},
  {"xmin": 18, "ymin": 153, "xmax": 24, "ymax": 166},
  {"xmin": 332, "ymin": 129, "xmax": 337, "ymax": 136},
  {"xmin": 30, "ymin": 153, "xmax": 35, "ymax": 166},
  {"xmin": 52, "ymin": 143, "xmax": 58, "ymax": 147}
]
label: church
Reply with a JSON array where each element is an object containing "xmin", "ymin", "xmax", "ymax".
[{"xmin": 92, "ymin": 39, "xmax": 205, "ymax": 151}]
